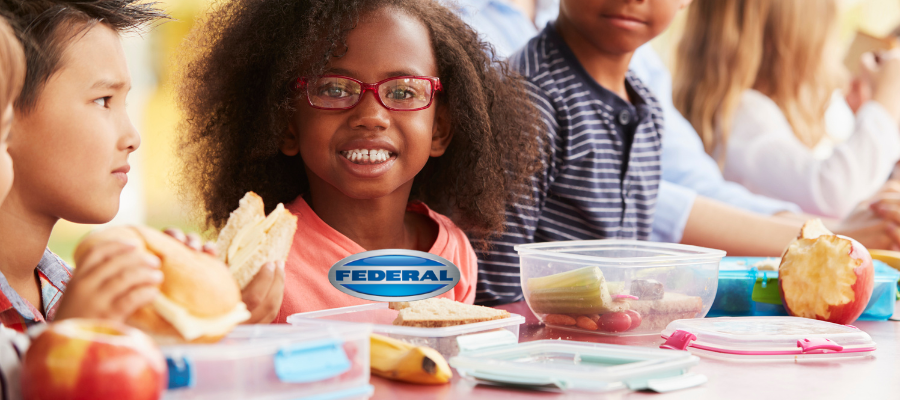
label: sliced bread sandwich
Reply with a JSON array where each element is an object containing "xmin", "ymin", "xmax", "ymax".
[
  {"xmin": 390, "ymin": 298, "xmax": 511, "ymax": 327},
  {"xmin": 216, "ymin": 192, "xmax": 298, "ymax": 288}
]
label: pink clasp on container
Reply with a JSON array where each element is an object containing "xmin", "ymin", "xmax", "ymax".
[
  {"xmin": 660, "ymin": 330, "xmax": 696, "ymax": 351},
  {"xmin": 797, "ymin": 338, "xmax": 844, "ymax": 354}
]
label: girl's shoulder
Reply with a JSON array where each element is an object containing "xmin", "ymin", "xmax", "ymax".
[
  {"xmin": 731, "ymin": 89, "xmax": 792, "ymax": 137},
  {"xmin": 406, "ymin": 202, "xmax": 472, "ymax": 250}
]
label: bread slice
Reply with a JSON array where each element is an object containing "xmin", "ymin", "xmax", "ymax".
[
  {"xmin": 627, "ymin": 292, "xmax": 703, "ymax": 316},
  {"xmin": 626, "ymin": 293, "xmax": 704, "ymax": 331},
  {"xmin": 391, "ymin": 298, "xmax": 511, "ymax": 327},
  {"xmin": 217, "ymin": 192, "xmax": 299, "ymax": 288}
]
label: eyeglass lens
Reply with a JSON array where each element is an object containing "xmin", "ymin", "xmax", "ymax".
[{"xmin": 307, "ymin": 77, "xmax": 434, "ymax": 110}]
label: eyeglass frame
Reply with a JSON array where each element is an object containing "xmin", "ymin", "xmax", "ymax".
[{"xmin": 295, "ymin": 75, "xmax": 443, "ymax": 111}]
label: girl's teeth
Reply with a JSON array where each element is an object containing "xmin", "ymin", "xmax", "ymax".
[{"xmin": 342, "ymin": 149, "xmax": 393, "ymax": 165}]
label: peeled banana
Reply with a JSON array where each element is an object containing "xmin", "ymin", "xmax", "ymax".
[{"xmin": 369, "ymin": 333, "xmax": 452, "ymax": 384}]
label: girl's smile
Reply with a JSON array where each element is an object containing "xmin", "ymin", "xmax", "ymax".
[{"xmin": 337, "ymin": 138, "xmax": 400, "ymax": 178}]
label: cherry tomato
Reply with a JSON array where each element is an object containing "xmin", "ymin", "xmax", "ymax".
[
  {"xmin": 624, "ymin": 310, "xmax": 642, "ymax": 330},
  {"xmin": 598, "ymin": 312, "xmax": 631, "ymax": 332}
]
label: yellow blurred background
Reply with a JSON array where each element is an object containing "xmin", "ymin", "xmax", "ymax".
[{"xmin": 46, "ymin": 0, "xmax": 900, "ymax": 265}]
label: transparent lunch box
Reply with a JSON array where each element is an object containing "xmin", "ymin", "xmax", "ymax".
[
  {"xmin": 161, "ymin": 323, "xmax": 372, "ymax": 400},
  {"xmin": 287, "ymin": 302, "xmax": 525, "ymax": 359},
  {"xmin": 516, "ymin": 240, "xmax": 725, "ymax": 336}
]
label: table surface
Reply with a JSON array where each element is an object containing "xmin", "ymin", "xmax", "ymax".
[{"xmin": 370, "ymin": 301, "xmax": 900, "ymax": 400}]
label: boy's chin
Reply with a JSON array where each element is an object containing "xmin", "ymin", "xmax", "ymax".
[{"xmin": 63, "ymin": 202, "xmax": 120, "ymax": 225}]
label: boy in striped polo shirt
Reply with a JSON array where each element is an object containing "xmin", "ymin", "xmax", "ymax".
[{"xmin": 476, "ymin": 0, "xmax": 691, "ymax": 305}]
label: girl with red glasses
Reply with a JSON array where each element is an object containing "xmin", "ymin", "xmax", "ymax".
[{"xmin": 178, "ymin": 0, "xmax": 542, "ymax": 315}]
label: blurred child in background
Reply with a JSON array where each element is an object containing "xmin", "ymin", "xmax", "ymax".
[{"xmin": 675, "ymin": 0, "xmax": 900, "ymax": 219}]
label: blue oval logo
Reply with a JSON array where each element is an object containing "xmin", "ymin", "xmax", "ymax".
[{"xmin": 328, "ymin": 249, "xmax": 461, "ymax": 301}]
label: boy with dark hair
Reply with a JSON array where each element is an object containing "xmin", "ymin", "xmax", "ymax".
[
  {"xmin": 0, "ymin": 0, "xmax": 168, "ymax": 331},
  {"xmin": 477, "ymin": 0, "xmax": 691, "ymax": 305},
  {"xmin": 0, "ymin": 0, "xmax": 283, "ymax": 331}
]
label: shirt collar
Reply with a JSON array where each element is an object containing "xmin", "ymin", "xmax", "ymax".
[{"xmin": 0, "ymin": 248, "xmax": 71, "ymax": 324}]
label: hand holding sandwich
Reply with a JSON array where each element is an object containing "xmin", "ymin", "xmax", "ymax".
[
  {"xmin": 164, "ymin": 226, "xmax": 285, "ymax": 324},
  {"xmin": 239, "ymin": 260, "xmax": 284, "ymax": 324},
  {"xmin": 55, "ymin": 241, "xmax": 163, "ymax": 322}
]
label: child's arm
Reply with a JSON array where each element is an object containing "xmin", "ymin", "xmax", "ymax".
[{"xmin": 54, "ymin": 241, "xmax": 163, "ymax": 321}]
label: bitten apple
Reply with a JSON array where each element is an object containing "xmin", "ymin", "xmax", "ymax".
[
  {"xmin": 778, "ymin": 219, "xmax": 874, "ymax": 325},
  {"xmin": 21, "ymin": 319, "xmax": 167, "ymax": 400}
]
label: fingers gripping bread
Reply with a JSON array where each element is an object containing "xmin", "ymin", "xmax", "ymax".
[
  {"xmin": 216, "ymin": 192, "xmax": 298, "ymax": 288},
  {"xmin": 74, "ymin": 225, "xmax": 250, "ymax": 343}
]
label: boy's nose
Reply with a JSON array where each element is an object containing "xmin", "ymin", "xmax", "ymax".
[
  {"xmin": 348, "ymin": 90, "xmax": 390, "ymax": 131},
  {"xmin": 119, "ymin": 115, "xmax": 141, "ymax": 152}
]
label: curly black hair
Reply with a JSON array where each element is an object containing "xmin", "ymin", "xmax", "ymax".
[
  {"xmin": 178, "ymin": 0, "xmax": 543, "ymax": 241},
  {"xmin": 0, "ymin": 0, "xmax": 168, "ymax": 112}
]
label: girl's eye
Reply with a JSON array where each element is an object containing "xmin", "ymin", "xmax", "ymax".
[
  {"xmin": 385, "ymin": 87, "xmax": 417, "ymax": 101},
  {"xmin": 93, "ymin": 97, "xmax": 111, "ymax": 108},
  {"xmin": 317, "ymin": 85, "xmax": 352, "ymax": 98}
]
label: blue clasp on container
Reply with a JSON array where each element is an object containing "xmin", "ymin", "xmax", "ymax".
[{"xmin": 274, "ymin": 338, "xmax": 351, "ymax": 383}]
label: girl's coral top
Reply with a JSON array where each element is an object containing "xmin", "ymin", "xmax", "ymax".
[{"xmin": 273, "ymin": 196, "xmax": 478, "ymax": 322}]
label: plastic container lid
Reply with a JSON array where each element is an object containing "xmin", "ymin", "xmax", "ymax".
[
  {"xmin": 660, "ymin": 317, "xmax": 876, "ymax": 361},
  {"xmin": 449, "ymin": 331, "xmax": 706, "ymax": 393}
]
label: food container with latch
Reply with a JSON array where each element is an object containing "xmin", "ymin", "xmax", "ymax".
[
  {"xmin": 708, "ymin": 257, "xmax": 899, "ymax": 320},
  {"xmin": 286, "ymin": 302, "xmax": 525, "ymax": 359},
  {"xmin": 448, "ymin": 330, "xmax": 706, "ymax": 393},
  {"xmin": 516, "ymin": 240, "xmax": 725, "ymax": 336},
  {"xmin": 162, "ymin": 323, "xmax": 372, "ymax": 400},
  {"xmin": 660, "ymin": 316, "xmax": 877, "ymax": 361}
]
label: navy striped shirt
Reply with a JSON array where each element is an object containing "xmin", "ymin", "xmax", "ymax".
[{"xmin": 474, "ymin": 23, "xmax": 664, "ymax": 306}]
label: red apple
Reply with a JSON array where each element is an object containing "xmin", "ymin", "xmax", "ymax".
[
  {"xmin": 778, "ymin": 219, "xmax": 874, "ymax": 325},
  {"xmin": 21, "ymin": 319, "xmax": 167, "ymax": 400}
]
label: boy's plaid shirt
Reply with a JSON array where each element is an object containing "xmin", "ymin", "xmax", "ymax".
[{"xmin": 0, "ymin": 249, "xmax": 71, "ymax": 332}]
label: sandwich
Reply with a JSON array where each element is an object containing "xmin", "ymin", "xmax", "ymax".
[
  {"xmin": 389, "ymin": 298, "xmax": 511, "ymax": 327},
  {"xmin": 74, "ymin": 225, "xmax": 251, "ymax": 344},
  {"xmin": 216, "ymin": 192, "xmax": 298, "ymax": 289},
  {"xmin": 626, "ymin": 292, "xmax": 704, "ymax": 331}
]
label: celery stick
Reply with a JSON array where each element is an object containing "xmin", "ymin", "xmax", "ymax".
[
  {"xmin": 526, "ymin": 267, "xmax": 625, "ymax": 314},
  {"xmin": 526, "ymin": 266, "xmax": 603, "ymax": 291}
]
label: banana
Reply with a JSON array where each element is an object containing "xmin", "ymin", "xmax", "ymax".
[{"xmin": 369, "ymin": 333, "xmax": 452, "ymax": 384}]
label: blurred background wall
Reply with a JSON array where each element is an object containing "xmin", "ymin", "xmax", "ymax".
[{"xmin": 46, "ymin": 0, "xmax": 900, "ymax": 264}]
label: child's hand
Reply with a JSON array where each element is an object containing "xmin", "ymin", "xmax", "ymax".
[
  {"xmin": 55, "ymin": 242, "xmax": 163, "ymax": 321},
  {"xmin": 163, "ymin": 227, "xmax": 284, "ymax": 323},
  {"xmin": 240, "ymin": 261, "xmax": 285, "ymax": 324},
  {"xmin": 163, "ymin": 227, "xmax": 218, "ymax": 257}
]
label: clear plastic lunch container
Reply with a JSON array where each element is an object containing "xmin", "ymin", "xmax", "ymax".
[
  {"xmin": 708, "ymin": 257, "xmax": 899, "ymax": 321},
  {"xmin": 660, "ymin": 316, "xmax": 877, "ymax": 362},
  {"xmin": 286, "ymin": 302, "xmax": 525, "ymax": 359},
  {"xmin": 449, "ymin": 330, "xmax": 706, "ymax": 393},
  {"xmin": 516, "ymin": 240, "xmax": 725, "ymax": 336},
  {"xmin": 162, "ymin": 323, "xmax": 372, "ymax": 400}
]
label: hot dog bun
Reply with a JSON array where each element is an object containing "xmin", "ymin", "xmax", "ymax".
[
  {"xmin": 74, "ymin": 225, "xmax": 251, "ymax": 344},
  {"xmin": 216, "ymin": 192, "xmax": 298, "ymax": 288}
]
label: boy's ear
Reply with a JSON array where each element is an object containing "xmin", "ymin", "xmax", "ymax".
[
  {"xmin": 281, "ymin": 123, "xmax": 301, "ymax": 156},
  {"xmin": 430, "ymin": 104, "xmax": 452, "ymax": 157}
]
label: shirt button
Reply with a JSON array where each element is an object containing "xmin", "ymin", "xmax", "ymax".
[{"xmin": 618, "ymin": 110, "xmax": 631, "ymax": 125}]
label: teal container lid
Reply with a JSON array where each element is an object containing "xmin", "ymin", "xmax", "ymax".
[{"xmin": 449, "ymin": 331, "xmax": 705, "ymax": 393}]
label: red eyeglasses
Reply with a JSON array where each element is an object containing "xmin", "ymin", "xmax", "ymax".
[{"xmin": 296, "ymin": 75, "xmax": 442, "ymax": 111}]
